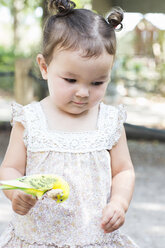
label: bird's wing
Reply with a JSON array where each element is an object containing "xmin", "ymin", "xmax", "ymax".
[{"xmin": 16, "ymin": 174, "xmax": 60, "ymax": 190}]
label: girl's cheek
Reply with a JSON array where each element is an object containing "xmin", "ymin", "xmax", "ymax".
[{"xmin": 94, "ymin": 88, "xmax": 106, "ymax": 99}]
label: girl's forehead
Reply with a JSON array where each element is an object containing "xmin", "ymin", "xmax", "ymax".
[
  {"xmin": 51, "ymin": 49, "xmax": 114, "ymax": 73},
  {"xmin": 53, "ymin": 48, "xmax": 113, "ymax": 61}
]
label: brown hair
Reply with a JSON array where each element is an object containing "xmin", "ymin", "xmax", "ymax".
[{"xmin": 42, "ymin": 0, "xmax": 124, "ymax": 64}]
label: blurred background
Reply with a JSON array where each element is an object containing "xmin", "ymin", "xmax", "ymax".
[{"xmin": 0, "ymin": 0, "xmax": 165, "ymax": 247}]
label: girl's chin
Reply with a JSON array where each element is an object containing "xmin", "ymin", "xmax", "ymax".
[{"xmin": 63, "ymin": 105, "xmax": 89, "ymax": 115}]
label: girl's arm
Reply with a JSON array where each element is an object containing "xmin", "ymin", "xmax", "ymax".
[
  {"xmin": 101, "ymin": 127, "xmax": 135, "ymax": 233},
  {"xmin": 109, "ymin": 127, "xmax": 135, "ymax": 211},
  {"xmin": 0, "ymin": 122, "xmax": 37, "ymax": 215},
  {"xmin": 0, "ymin": 122, "xmax": 26, "ymax": 200}
]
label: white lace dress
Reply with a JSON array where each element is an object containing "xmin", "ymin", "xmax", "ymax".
[{"xmin": 0, "ymin": 101, "xmax": 138, "ymax": 248}]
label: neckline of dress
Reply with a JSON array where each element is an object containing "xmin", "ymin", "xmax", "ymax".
[{"xmin": 37, "ymin": 101, "xmax": 104, "ymax": 135}]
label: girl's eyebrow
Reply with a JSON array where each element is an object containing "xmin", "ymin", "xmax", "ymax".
[
  {"xmin": 64, "ymin": 72, "xmax": 109, "ymax": 80},
  {"xmin": 96, "ymin": 75, "xmax": 109, "ymax": 80},
  {"xmin": 93, "ymin": 74, "xmax": 110, "ymax": 82},
  {"xmin": 63, "ymin": 72, "xmax": 79, "ymax": 77}
]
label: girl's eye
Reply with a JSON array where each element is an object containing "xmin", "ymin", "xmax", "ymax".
[
  {"xmin": 92, "ymin": 81, "xmax": 104, "ymax": 86},
  {"xmin": 64, "ymin": 78, "xmax": 77, "ymax": 83}
]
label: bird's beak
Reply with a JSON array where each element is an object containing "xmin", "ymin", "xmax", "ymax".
[{"xmin": 46, "ymin": 189, "xmax": 63, "ymax": 200}]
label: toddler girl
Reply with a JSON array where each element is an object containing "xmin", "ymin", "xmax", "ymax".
[{"xmin": 0, "ymin": 0, "xmax": 138, "ymax": 247}]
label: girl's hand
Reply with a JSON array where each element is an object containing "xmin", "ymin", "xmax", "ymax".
[
  {"xmin": 101, "ymin": 201, "xmax": 125, "ymax": 233},
  {"xmin": 11, "ymin": 190, "xmax": 37, "ymax": 215}
]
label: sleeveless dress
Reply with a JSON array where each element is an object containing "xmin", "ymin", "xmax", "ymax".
[{"xmin": 0, "ymin": 101, "xmax": 138, "ymax": 248}]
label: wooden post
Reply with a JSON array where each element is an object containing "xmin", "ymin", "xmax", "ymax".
[{"xmin": 14, "ymin": 58, "xmax": 34, "ymax": 105}]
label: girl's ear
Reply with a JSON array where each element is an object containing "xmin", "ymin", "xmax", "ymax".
[{"xmin": 36, "ymin": 54, "xmax": 48, "ymax": 80}]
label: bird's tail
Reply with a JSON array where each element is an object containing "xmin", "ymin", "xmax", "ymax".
[
  {"xmin": 0, "ymin": 184, "xmax": 43, "ymax": 199},
  {"xmin": 0, "ymin": 185, "xmax": 17, "ymax": 190}
]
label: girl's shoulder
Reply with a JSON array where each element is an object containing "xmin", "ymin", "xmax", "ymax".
[
  {"xmin": 100, "ymin": 101, "xmax": 126, "ymax": 113},
  {"xmin": 11, "ymin": 101, "xmax": 41, "ymax": 128},
  {"xmin": 97, "ymin": 102, "xmax": 127, "ymax": 149},
  {"xmin": 99, "ymin": 102, "xmax": 127, "ymax": 128},
  {"xmin": 11, "ymin": 101, "xmax": 26, "ymax": 128},
  {"xmin": 11, "ymin": 100, "xmax": 38, "ymax": 113}
]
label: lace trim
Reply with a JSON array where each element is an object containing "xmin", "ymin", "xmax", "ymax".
[{"xmin": 11, "ymin": 101, "xmax": 127, "ymax": 153}]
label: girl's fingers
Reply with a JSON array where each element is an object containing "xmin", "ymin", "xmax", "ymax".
[
  {"xmin": 104, "ymin": 216, "xmax": 125, "ymax": 233},
  {"xmin": 101, "ymin": 208, "xmax": 114, "ymax": 226},
  {"xmin": 12, "ymin": 191, "xmax": 37, "ymax": 215},
  {"xmin": 104, "ymin": 218, "xmax": 120, "ymax": 233},
  {"xmin": 101, "ymin": 202, "xmax": 126, "ymax": 233},
  {"xmin": 111, "ymin": 217, "xmax": 124, "ymax": 230},
  {"xmin": 103, "ymin": 213, "xmax": 119, "ymax": 230},
  {"xmin": 20, "ymin": 193, "xmax": 37, "ymax": 207},
  {"xmin": 12, "ymin": 202, "xmax": 30, "ymax": 215}
]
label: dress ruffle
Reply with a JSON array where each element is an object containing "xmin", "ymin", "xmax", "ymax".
[
  {"xmin": 11, "ymin": 102, "xmax": 26, "ymax": 128},
  {"xmin": 111, "ymin": 104, "xmax": 127, "ymax": 147},
  {"xmin": 0, "ymin": 224, "xmax": 138, "ymax": 248},
  {"xmin": 10, "ymin": 102, "xmax": 28, "ymax": 147}
]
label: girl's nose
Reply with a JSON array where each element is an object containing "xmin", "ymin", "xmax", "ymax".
[{"xmin": 75, "ymin": 86, "xmax": 89, "ymax": 98}]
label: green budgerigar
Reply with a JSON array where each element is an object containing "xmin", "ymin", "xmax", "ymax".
[{"xmin": 0, "ymin": 174, "xmax": 70, "ymax": 203}]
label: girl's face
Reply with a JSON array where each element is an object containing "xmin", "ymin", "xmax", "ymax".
[{"xmin": 37, "ymin": 49, "xmax": 113, "ymax": 115}]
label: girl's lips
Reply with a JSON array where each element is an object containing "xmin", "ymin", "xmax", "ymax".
[{"xmin": 72, "ymin": 101, "xmax": 87, "ymax": 105}]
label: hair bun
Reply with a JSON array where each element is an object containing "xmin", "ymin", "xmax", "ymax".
[
  {"xmin": 107, "ymin": 7, "xmax": 124, "ymax": 31},
  {"xmin": 48, "ymin": 0, "xmax": 76, "ymax": 16}
]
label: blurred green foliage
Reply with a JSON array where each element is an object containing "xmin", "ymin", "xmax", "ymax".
[
  {"xmin": 0, "ymin": 45, "xmax": 30, "ymax": 71},
  {"xmin": 0, "ymin": 75, "xmax": 14, "ymax": 93},
  {"xmin": 0, "ymin": 46, "xmax": 14, "ymax": 92},
  {"xmin": 0, "ymin": 46, "xmax": 26, "ymax": 92},
  {"xmin": 74, "ymin": 0, "xmax": 91, "ymax": 8},
  {"xmin": 112, "ymin": 54, "xmax": 165, "ymax": 96},
  {"xmin": 0, "ymin": 46, "xmax": 15, "ymax": 72}
]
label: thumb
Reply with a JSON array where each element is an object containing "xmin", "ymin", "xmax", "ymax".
[{"xmin": 31, "ymin": 195, "xmax": 37, "ymax": 200}]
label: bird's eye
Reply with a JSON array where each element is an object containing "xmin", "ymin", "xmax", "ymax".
[{"xmin": 60, "ymin": 199, "xmax": 63, "ymax": 202}]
